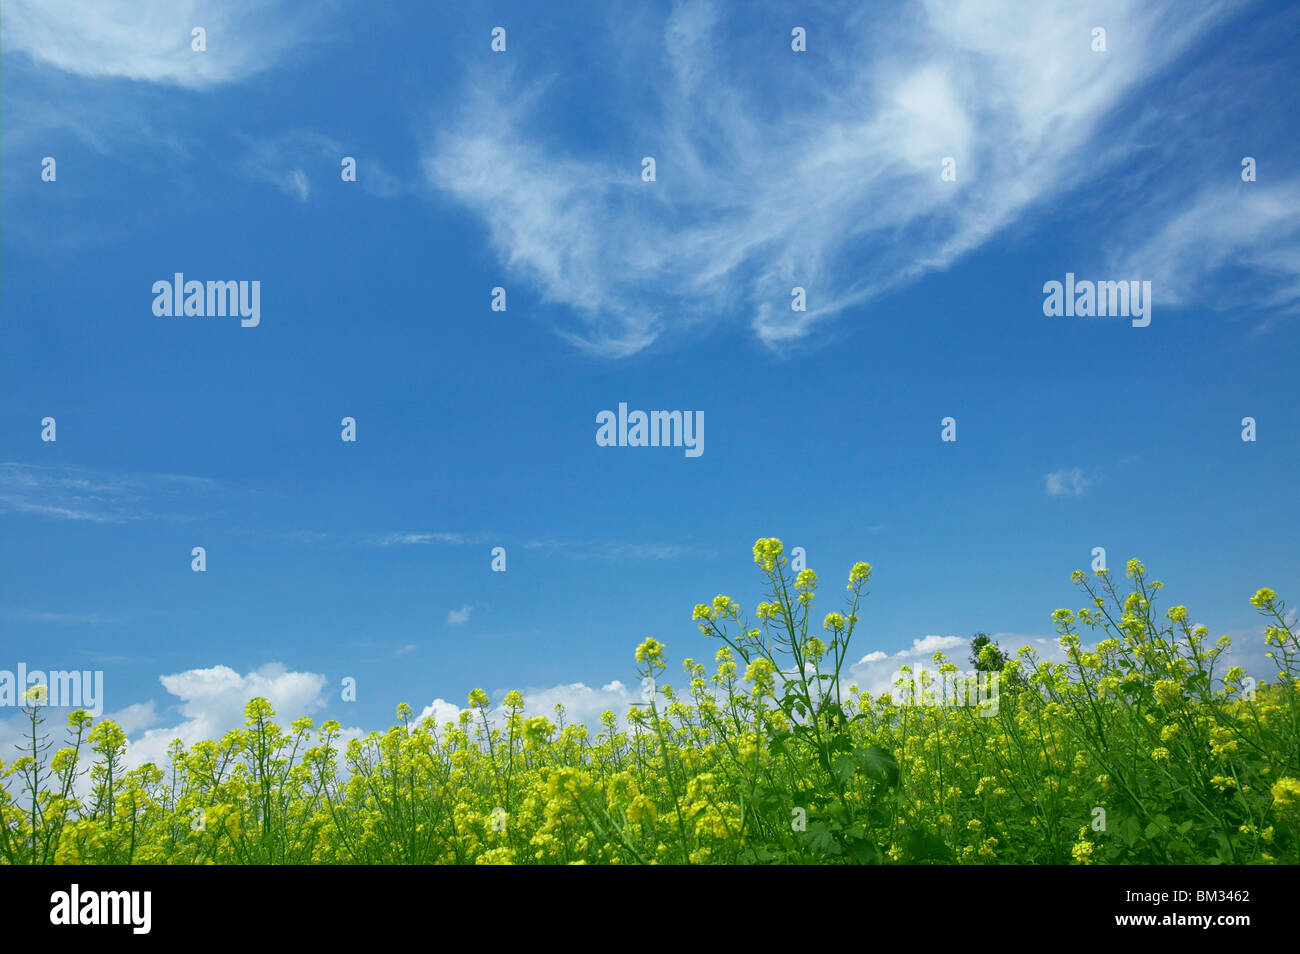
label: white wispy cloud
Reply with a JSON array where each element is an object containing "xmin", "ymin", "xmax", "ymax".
[
  {"xmin": 242, "ymin": 138, "xmax": 408, "ymax": 202},
  {"xmin": 378, "ymin": 531, "xmax": 702, "ymax": 560},
  {"xmin": 374, "ymin": 531, "xmax": 484, "ymax": 547},
  {"xmin": 1044, "ymin": 466, "xmax": 1090, "ymax": 497},
  {"xmin": 0, "ymin": 462, "xmax": 218, "ymax": 523},
  {"xmin": 1109, "ymin": 179, "xmax": 1300, "ymax": 328},
  {"xmin": 1, "ymin": 0, "xmax": 343, "ymax": 90},
  {"xmin": 237, "ymin": 131, "xmax": 356, "ymax": 203},
  {"xmin": 446, "ymin": 605, "xmax": 472, "ymax": 626},
  {"xmin": 5, "ymin": 610, "xmax": 111, "ymax": 625},
  {"xmin": 521, "ymin": 539, "xmax": 699, "ymax": 560},
  {"xmin": 424, "ymin": 0, "xmax": 1238, "ymax": 357},
  {"xmin": 286, "ymin": 168, "xmax": 311, "ymax": 201}
]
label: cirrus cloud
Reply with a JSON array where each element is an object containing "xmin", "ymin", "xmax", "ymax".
[
  {"xmin": 425, "ymin": 0, "xmax": 1240, "ymax": 357},
  {"xmin": 2, "ymin": 0, "xmax": 343, "ymax": 89}
]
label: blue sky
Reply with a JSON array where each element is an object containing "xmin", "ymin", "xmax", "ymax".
[{"xmin": 2, "ymin": 0, "xmax": 1298, "ymax": 760}]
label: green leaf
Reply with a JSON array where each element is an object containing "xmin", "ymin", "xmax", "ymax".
[
  {"xmin": 1120, "ymin": 815, "xmax": 1141, "ymax": 847},
  {"xmin": 802, "ymin": 821, "xmax": 842, "ymax": 857},
  {"xmin": 897, "ymin": 824, "xmax": 953, "ymax": 863},
  {"xmin": 845, "ymin": 836, "xmax": 883, "ymax": 864},
  {"xmin": 832, "ymin": 753, "xmax": 858, "ymax": 785},
  {"xmin": 856, "ymin": 746, "xmax": 900, "ymax": 787},
  {"xmin": 767, "ymin": 730, "xmax": 792, "ymax": 756}
]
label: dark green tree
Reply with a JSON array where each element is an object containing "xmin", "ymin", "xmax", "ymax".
[{"xmin": 969, "ymin": 632, "xmax": 1008, "ymax": 671}]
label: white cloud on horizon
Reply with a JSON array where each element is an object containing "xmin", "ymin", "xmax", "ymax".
[
  {"xmin": 415, "ymin": 678, "xmax": 644, "ymax": 735},
  {"xmin": 896, "ymin": 635, "xmax": 968, "ymax": 657},
  {"xmin": 1, "ymin": 627, "xmax": 1286, "ymax": 782},
  {"xmin": 125, "ymin": 663, "xmax": 333, "ymax": 767},
  {"xmin": 848, "ymin": 634, "xmax": 974, "ymax": 695}
]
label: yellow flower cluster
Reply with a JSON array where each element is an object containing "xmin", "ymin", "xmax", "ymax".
[{"xmin": 2, "ymin": 546, "xmax": 1296, "ymax": 867}]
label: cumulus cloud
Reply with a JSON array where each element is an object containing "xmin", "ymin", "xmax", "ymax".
[
  {"xmin": 447, "ymin": 605, "xmax": 472, "ymax": 626},
  {"xmin": 847, "ymin": 623, "xmax": 1292, "ymax": 701},
  {"xmin": 846, "ymin": 634, "xmax": 975, "ymax": 696},
  {"xmin": 414, "ymin": 679, "xmax": 644, "ymax": 734},
  {"xmin": 425, "ymin": 0, "xmax": 1237, "ymax": 357},
  {"xmin": 896, "ymin": 635, "xmax": 968, "ymax": 657},
  {"xmin": 0, "ymin": 662, "xmax": 366, "ymax": 795},
  {"xmin": 511, "ymin": 680, "xmax": 642, "ymax": 726},
  {"xmin": 125, "ymin": 663, "xmax": 332, "ymax": 767},
  {"xmin": 106, "ymin": 701, "xmax": 161, "ymax": 736},
  {"xmin": 414, "ymin": 697, "xmax": 465, "ymax": 728},
  {"xmin": 1, "ymin": 626, "xmax": 1286, "ymax": 792},
  {"xmin": 847, "ymin": 632, "xmax": 1057, "ymax": 698}
]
